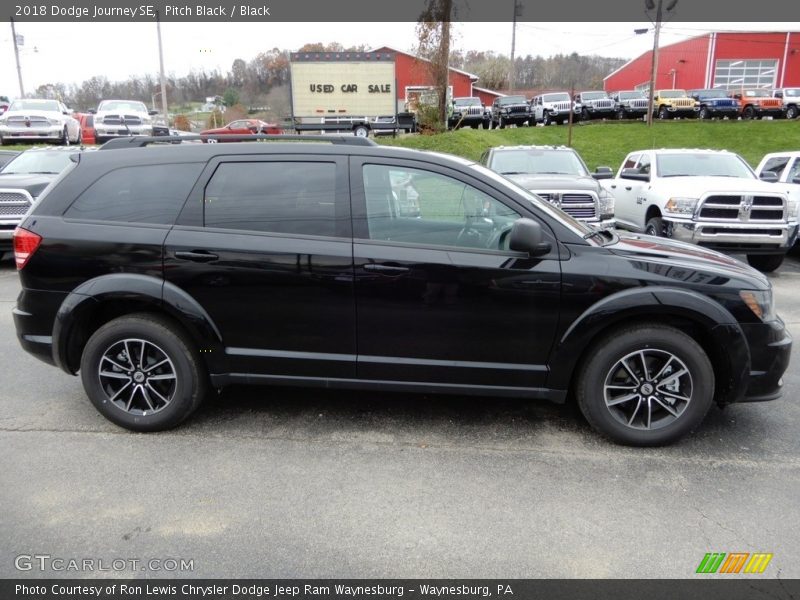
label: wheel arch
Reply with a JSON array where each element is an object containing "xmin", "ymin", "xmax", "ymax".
[
  {"xmin": 645, "ymin": 205, "xmax": 662, "ymax": 222},
  {"xmin": 53, "ymin": 274, "xmax": 226, "ymax": 376},
  {"xmin": 548, "ymin": 287, "xmax": 750, "ymax": 407}
]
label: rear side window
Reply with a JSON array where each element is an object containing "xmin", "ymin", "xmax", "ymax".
[
  {"xmin": 65, "ymin": 163, "xmax": 202, "ymax": 225},
  {"xmin": 203, "ymin": 161, "xmax": 339, "ymax": 237}
]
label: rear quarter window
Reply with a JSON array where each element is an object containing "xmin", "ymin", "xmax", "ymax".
[{"xmin": 64, "ymin": 163, "xmax": 203, "ymax": 225}]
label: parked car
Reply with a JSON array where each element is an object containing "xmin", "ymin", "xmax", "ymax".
[
  {"xmin": 92, "ymin": 99, "xmax": 157, "ymax": 143},
  {"xmin": 770, "ymin": 88, "xmax": 800, "ymax": 119},
  {"xmin": 11, "ymin": 136, "xmax": 791, "ymax": 445},
  {"xmin": 574, "ymin": 91, "xmax": 615, "ymax": 121},
  {"xmin": 490, "ymin": 95, "xmax": 531, "ymax": 128},
  {"xmin": 734, "ymin": 90, "xmax": 784, "ymax": 120},
  {"xmin": 611, "ymin": 90, "xmax": 649, "ymax": 120},
  {"xmin": 72, "ymin": 112, "xmax": 96, "ymax": 145},
  {"xmin": 0, "ymin": 146, "xmax": 91, "ymax": 252},
  {"xmin": 688, "ymin": 89, "xmax": 740, "ymax": 120},
  {"xmin": 480, "ymin": 145, "xmax": 615, "ymax": 227},
  {"xmin": 0, "ymin": 98, "xmax": 81, "ymax": 145},
  {"xmin": 602, "ymin": 148, "xmax": 798, "ymax": 272},
  {"xmin": 199, "ymin": 119, "xmax": 283, "ymax": 141},
  {"xmin": 755, "ymin": 151, "xmax": 800, "ymax": 245},
  {"xmin": 652, "ymin": 89, "xmax": 699, "ymax": 119},
  {"xmin": 0, "ymin": 95, "xmax": 11, "ymax": 114},
  {"xmin": 531, "ymin": 92, "xmax": 578, "ymax": 125},
  {"xmin": 448, "ymin": 97, "xmax": 490, "ymax": 129}
]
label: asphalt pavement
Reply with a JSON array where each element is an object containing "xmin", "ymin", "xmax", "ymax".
[{"xmin": 1, "ymin": 254, "xmax": 799, "ymax": 579}]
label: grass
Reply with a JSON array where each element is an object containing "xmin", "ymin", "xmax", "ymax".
[{"xmin": 377, "ymin": 120, "xmax": 800, "ymax": 170}]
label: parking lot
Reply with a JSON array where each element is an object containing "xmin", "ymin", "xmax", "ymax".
[{"xmin": 1, "ymin": 253, "xmax": 799, "ymax": 579}]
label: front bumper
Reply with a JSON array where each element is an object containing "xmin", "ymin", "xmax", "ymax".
[
  {"xmin": 664, "ymin": 105, "xmax": 700, "ymax": 115},
  {"xmin": 739, "ymin": 318, "xmax": 792, "ymax": 402},
  {"xmin": 0, "ymin": 125, "xmax": 63, "ymax": 141},
  {"xmin": 95, "ymin": 125, "xmax": 153, "ymax": 137},
  {"xmin": 664, "ymin": 218, "xmax": 799, "ymax": 253}
]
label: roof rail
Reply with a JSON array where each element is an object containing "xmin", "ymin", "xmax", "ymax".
[{"xmin": 98, "ymin": 134, "xmax": 378, "ymax": 150}]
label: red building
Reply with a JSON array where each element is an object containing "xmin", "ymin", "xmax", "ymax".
[
  {"xmin": 370, "ymin": 46, "xmax": 502, "ymax": 111},
  {"xmin": 604, "ymin": 31, "xmax": 800, "ymax": 93}
]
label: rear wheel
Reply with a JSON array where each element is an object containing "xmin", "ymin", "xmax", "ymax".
[
  {"xmin": 746, "ymin": 253, "xmax": 784, "ymax": 273},
  {"xmin": 576, "ymin": 325, "xmax": 714, "ymax": 446},
  {"xmin": 353, "ymin": 125, "xmax": 369, "ymax": 137},
  {"xmin": 80, "ymin": 314, "xmax": 208, "ymax": 431},
  {"xmin": 541, "ymin": 113, "xmax": 551, "ymax": 126},
  {"xmin": 698, "ymin": 106, "xmax": 710, "ymax": 120}
]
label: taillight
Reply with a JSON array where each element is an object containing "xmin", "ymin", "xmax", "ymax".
[{"xmin": 13, "ymin": 227, "xmax": 42, "ymax": 270}]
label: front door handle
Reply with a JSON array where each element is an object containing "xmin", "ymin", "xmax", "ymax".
[
  {"xmin": 175, "ymin": 250, "xmax": 219, "ymax": 262},
  {"xmin": 363, "ymin": 263, "xmax": 410, "ymax": 273},
  {"xmin": 625, "ymin": 186, "xmax": 633, "ymax": 191}
]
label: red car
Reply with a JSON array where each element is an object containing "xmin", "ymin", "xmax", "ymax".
[
  {"xmin": 72, "ymin": 112, "xmax": 96, "ymax": 145},
  {"xmin": 200, "ymin": 119, "xmax": 282, "ymax": 142}
]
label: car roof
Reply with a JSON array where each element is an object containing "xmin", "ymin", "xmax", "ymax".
[
  {"xmin": 629, "ymin": 148, "xmax": 736, "ymax": 155},
  {"xmin": 490, "ymin": 145, "xmax": 576, "ymax": 152},
  {"xmin": 761, "ymin": 151, "xmax": 800, "ymax": 159}
]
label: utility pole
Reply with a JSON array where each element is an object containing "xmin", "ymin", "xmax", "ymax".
[
  {"xmin": 645, "ymin": 0, "xmax": 677, "ymax": 126},
  {"xmin": 10, "ymin": 18, "xmax": 25, "ymax": 98},
  {"xmin": 508, "ymin": 0, "xmax": 522, "ymax": 91},
  {"xmin": 156, "ymin": 11, "xmax": 169, "ymax": 124}
]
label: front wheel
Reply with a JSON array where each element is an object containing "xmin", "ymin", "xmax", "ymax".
[
  {"xmin": 645, "ymin": 216, "xmax": 666, "ymax": 237},
  {"xmin": 747, "ymin": 253, "xmax": 784, "ymax": 273},
  {"xmin": 698, "ymin": 107, "xmax": 710, "ymax": 120},
  {"xmin": 658, "ymin": 106, "xmax": 670, "ymax": 120},
  {"xmin": 576, "ymin": 325, "xmax": 714, "ymax": 446},
  {"xmin": 786, "ymin": 105, "xmax": 798, "ymax": 120},
  {"xmin": 742, "ymin": 106, "xmax": 756, "ymax": 120},
  {"xmin": 80, "ymin": 314, "xmax": 208, "ymax": 431},
  {"xmin": 616, "ymin": 108, "xmax": 626, "ymax": 120},
  {"xmin": 61, "ymin": 127, "xmax": 71, "ymax": 146}
]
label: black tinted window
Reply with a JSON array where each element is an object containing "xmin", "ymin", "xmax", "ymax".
[
  {"xmin": 66, "ymin": 163, "xmax": 202, "ymax": 224},
  {"xmin": 204, "ymin": 162, "xmax": 338, "ymax": 237}
]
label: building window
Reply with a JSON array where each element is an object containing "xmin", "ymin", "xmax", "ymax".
[
  {"xmin": 713, "ymin": 59, "xmax": 778, "ymax": 91},
  {"xmin": 634, "ymin": 82, "xmax": 650, "ymax": 93}
]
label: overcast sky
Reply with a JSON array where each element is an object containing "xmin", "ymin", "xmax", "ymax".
[{"xmin": 1, "ymin": 21, "xmax": 796, "ymax": 97}]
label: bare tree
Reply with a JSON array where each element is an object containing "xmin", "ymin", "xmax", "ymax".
[{"xmin": 416, "ymin": 0, "xmax": 453, "ymax": 127}]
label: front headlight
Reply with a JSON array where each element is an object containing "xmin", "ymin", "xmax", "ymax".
[
  {"xmin": 786, "ymin": 195, "xmax": 799, "ymax": 220},
  {"xmin": 48, "ymin": 118, "xmax": 63, "ymax": 126},
  {"xmin": 598, "ymin": 189, "xmax": 615, "ymax": 218},
  {"xmin": 665, "ymin": 197, "xmax": 699, "ymax": 215},
  {"xmin": 740, "ymin": 289, "xmax": 776, "ymax": 322}
]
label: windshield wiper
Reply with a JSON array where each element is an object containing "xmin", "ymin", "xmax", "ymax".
[
  {"xmin": 500, "ymin": 171, "xmax": 528, "ymax": 175},
  {"xmin": 583, "ymin": 226, "xmax": 616, "ymax": 244},
  {"xmin": 27, "ymin": 171, "xmax": 60, "ymax": 174}
]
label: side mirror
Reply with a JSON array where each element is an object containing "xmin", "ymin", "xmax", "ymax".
[
  {"xmin": 620, "ymin": 168, "xmax": 650, "ymax": 182},
  {"xmin": 148, "ymin": 109, "xmax": 159, "ymax": 116},
  {"xmin": 509, "ymin": 218, "xmax": 551, "ymax": 256},
  {"xmin": 759, "ymin": 170, "xmax": 779, "ymax": 183},
  {"xmin": 733, "ymin": 93, "xmax": 742, "ymax": 100},
  {"xmin": 774, "ymin": 92, "xmax": 783, "ymax": 98},
  {"xmin": 592, "ymin": 166, "xmax": 614, "ymax": 180}
]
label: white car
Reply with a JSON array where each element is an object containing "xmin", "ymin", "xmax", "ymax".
[
  {"xmin": 755, "ymin": 151, "xmax": 800, "ymax": 246},
  {"xmin": 92, "ymin": 99, "xmax": 157, "ymax": 143},
  {"xmin": 602, "ymin": 148, "xmax": 799, "ymax": 272},
  {"xmin": 0, "ymin": 98, "xmax": 81, "ymax": 145}
]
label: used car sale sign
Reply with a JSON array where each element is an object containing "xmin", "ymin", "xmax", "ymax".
[{"xmin": 290, "ymin": 52, "xmax": 396, "ymax": 117}]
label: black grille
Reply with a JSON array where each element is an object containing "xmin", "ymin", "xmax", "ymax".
[{"xmin": 698, "ymin": 194, "xmax": 785, "ymax": 222}]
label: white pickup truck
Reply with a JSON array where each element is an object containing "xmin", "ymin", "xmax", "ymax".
[{"xmin": 602, "ymin": 148, "xmax": 799, "ymax": 272}]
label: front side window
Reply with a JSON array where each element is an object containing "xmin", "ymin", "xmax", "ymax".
[
  {"xmin": 787, "ymin": 159, "xmax": 800, "ymax": 182},
  {"xmin": 204, "ymin": 161, "xmax": 339, "ymax": 237},
  {"xmin": 762, "ymin": 157, "xmax": 790, "ymax": 178},
  {"xmin": 362, "ymin": 164, "xmax": 520, "ymax": 251},
  {"xmin": 66, "ymin": 163, "xmax": 203, "ymax": 224}
]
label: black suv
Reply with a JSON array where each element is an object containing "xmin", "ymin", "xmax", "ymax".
[{"xmin": 12, "ymin": 135, "xmax": 791, "ymax": 445}]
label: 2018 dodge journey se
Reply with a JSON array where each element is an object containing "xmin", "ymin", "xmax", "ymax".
[{"xmin": 11, "ymin": 135, "xmax": 792, "ymax": 445}]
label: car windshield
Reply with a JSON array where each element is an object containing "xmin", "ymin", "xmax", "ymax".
[
  {"xmin": 656, "ymin": 153, "xmax": 756, "ymax": 179},
  {"xmin": 98, "ymin": 101, "xmax": 147, "ymax": 113},
  {"xmin": 498, "ymin": 96, "xmax": 527, "ymax": 105},
  {"xmin": 692, "ymin": 90, "xmax": 726, "ymax": 99},
  {"xmin": 9, "ymin": 99, "xmax": 61, "ymax": 112},
  {"xmin": 581, "ymin": 92, "xmax": 608, "ymax": 100},
  {"xmin": 489, "ymin": 149, "xmax": 589, "ymax": 176},
  {"xmin": 0, "ymin": 150, "xmax": 77, "ymax": 175},
  {"xmin": 658, "ymin": 90, "xmax": 687, "ymax": 98},
  {"xmin": 618, "ymin": 92, "xmax": 644, "ymax": 100},
  {"xmin": 542, "ymin": 93, "xmax": 570, "ymax": 102},
  {"xmin": 454, "ymin": 98, "xmax": 481, "ymax": 106}
]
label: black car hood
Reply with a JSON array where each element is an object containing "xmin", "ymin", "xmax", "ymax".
[
  {"xmin": 608, "ymin": 231, "xmax": 769, "ymax": 288},
  {"xmin": 0, "ymin": 173, "xmax": 56, "ymax": 198},
  {"xmin": 505, "ymin": 173, "xmax": 600, "ymax": 192}
]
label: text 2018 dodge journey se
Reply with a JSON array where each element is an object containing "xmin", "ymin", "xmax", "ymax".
[{"xmin": 12, "ymin": 135, "xmax": 791, "ymax": 446}]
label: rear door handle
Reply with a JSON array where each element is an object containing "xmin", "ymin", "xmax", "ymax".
[
  {"xmin": 625, "ymin": 186, "xmax": 632, "ymax": 191},
  {"xmin": 175, "ymin": 250, "xmax": 219, "ymax": 262},
  {"xmin": 363, "ymin": 263, "xmax": 409, "ymax": 273},
  {"xmin": 610, "ymin": 184, "xmax": 617, "ymax": 189}
]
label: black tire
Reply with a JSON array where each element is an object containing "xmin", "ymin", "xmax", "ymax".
[
  {"xmin": 61, "ymin": 127, "xmax": 70, "ymax": 146},
  {"xmin": 353, "ymin": 125, "xmax": 369, "ymax": 138},
  {"xmin": 698, "ymin": 106, "xmax": 710, "ymax": 120},
  {"xmin": 746, "ymin": 253, "xmax": 785, "ymax": 273},
  {"xmin": 541, "ymin": 113, "xmax": 551, "ymax": 126},
  {"xmin": 499, "ymin": 116, "xmax": 506, "ymax": 129},
  {"xmin": 616, "ymin": 108, "xmax": 626, "ymax": 120},
  {"xmin": 0, "ymin": 134, "xmax": 6, "ymax": 146},
  {"xmin": 658, "ymin": 106, "xmax": 670, "ymax": 120},
  {"xmin": 80, "ymin": 314, "xmax": 208, "ymax": 431},
  {"xmin": 645, "ymin": 216, "xmax": 665, "ymax": 237},
  {"xmin": 742, "ymin": 106, "xmax": 755, "ymax": 120},
  {"xmin": 786, "ymin": 105, "xmax": 798, "ymax": 120},
  {"xmin": 576, "ymin": 324, "xmax": 715, "ymax": 446}
]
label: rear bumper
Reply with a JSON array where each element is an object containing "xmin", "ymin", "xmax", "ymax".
[{"xmin": 13, "ymin": 306, "xmax": 56, "ymax": 367}]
